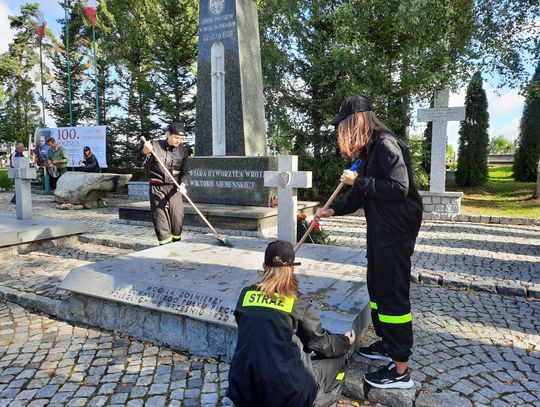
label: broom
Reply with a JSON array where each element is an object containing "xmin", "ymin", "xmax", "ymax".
[
  {"xmin": 140, "ymin": 136, "xmax": 233, "ymax": 248},
  {"xmin": 294, "ymin": 159, "xmax": 362, "ymax": 252}
]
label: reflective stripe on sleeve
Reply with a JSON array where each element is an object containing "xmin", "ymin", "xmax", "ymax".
[{"xmin": 370, "ymin": 301, "xmax": 378, "ymax": 310}]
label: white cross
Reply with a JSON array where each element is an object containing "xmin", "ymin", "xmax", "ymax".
[
  {"xmin": 264, "ymin": 155, "xmax": 312, "ymax": 244},
  {"xmin": 8, "ymin": 157, "xmax": 37, "ymax": 219},
  {"xmin": 417, "ymin": 90, "xmax": 465, "ymax": 193}
]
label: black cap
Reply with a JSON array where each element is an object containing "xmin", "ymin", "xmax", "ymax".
[
  {"xmin": 83, "ymin": 146, "xmax": 91, "ymax": 151},
  {"xmin": 164, "ymin": 122, "xmax": 185, "ymax": 135},
  {"xmin": 330, "ymin": 95, "xmax": 374, "ymax": 126},
  {"xmin": 264, "ymin": 240, "xmax": 301, "ymax": 268}
]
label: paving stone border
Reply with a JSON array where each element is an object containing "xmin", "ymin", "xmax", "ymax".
[{"xmin": 422, "ymin": 212, "xmax": 540, "ymax": 226}]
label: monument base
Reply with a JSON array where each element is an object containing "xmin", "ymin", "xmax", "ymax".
[
  {"xmin": 60, "ymin": 235, "xmax": 370, "ymax": 361},
  {"xmin": 118, "ymin": 201, "xmax": 319, "ymax": 237},
  {"xmin": 420, "ymin": 191, "xmax": 463, "ymax": 220},
  {"xmin": 0, "ymin": 214, "xmax": 89, "ymax": 249}
]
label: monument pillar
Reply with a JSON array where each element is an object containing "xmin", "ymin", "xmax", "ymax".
[
  {"xmin": 8, "ymin": 157, "xmax": 37, "ymax": 220},
  {"xmin": 195, "ymin": 0, "xmax": 266, "ymax": 157}
]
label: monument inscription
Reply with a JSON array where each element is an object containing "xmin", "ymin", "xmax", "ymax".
[{"xmin": 109, "ymin": 282, "xmax": 235, "ymax": 326}]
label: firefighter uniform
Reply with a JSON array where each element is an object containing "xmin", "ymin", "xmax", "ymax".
[
  {"xmin": 331, "ymin": 130, "xmax": 423, "ymax": 362},
  {"xmin": 145, "ymin": 139, "xmax": 189, "ymax": 244},
  {"xmin": 227, "ymin": 286, "xmax": 351, "ymax": 407}
]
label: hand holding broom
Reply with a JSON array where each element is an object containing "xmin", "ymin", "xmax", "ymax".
[{"xmin": 141, "ymin": 136, "xmax": 233, "ymax": 248}]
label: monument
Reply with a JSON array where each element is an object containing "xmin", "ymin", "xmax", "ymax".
[
  {"xmin": 195, "ymin": 0, "xmax": 266, "ymax": 156},
  {"xmin": 119, "ymin": 0, "xmax": 319, "ymax": 235},
  {"xmin": 264, "ymin": 156, "xmax": 312, "ymax": 243},
  {"xmin": 1, "ymin": 157, "xmax": 88, "ymax": 249},
  {"xmin": 8, "ymin": 157, "xmax": 36, "ymax": 220},
  {"xmin": 417, "ymin": 90, "xmax": 465, "ymax": 219}
]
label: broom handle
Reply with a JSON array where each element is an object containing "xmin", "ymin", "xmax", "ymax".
[
  {"xmin": 140, "ymin": 136, "xmax": 221, "ymax": 238},
  {"xmin": 294, "ymin": 181, "xmax": 345, "ymax": 252}
]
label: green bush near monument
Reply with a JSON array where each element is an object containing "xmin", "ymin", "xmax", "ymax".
[{"xmin": 0, "ymin": 170, "xmax": 14, "ymax": 190}]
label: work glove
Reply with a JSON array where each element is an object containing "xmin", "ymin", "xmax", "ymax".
[{"xmin": 179, "ymin": 183, "xmax": 187, "ymax": 196}]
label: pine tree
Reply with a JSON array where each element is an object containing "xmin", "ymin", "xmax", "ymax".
[
  {"xmin": 0, "ymin": 4, "xmax": 42, "ymax": 143},
  {"xmin": 47, "ymin": 0, "xmax": 90, "ymax": 127},
  {"xmin": 456, "ymin": 72, "xmax": 490, "ymax": 186},
  {"xmin": 513, "ymin": 60, "xmax": 540, "ymax": 182}
]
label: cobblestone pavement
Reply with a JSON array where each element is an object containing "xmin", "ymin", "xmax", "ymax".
[
  {"xmin": 0, "ymin": 301, "xmax": 363, "ymax": 407},
  {"xmin": 324, "ymin": 217, "xmax": 540, "ymax": 298},
  {"xmin": 0, "ymin": 192, "xmax": 539, "ymax": 406}
]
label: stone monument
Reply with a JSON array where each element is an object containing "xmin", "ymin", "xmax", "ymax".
[
  {"xmin": 417, "ymin": 90, "xmax": 465, "ymax": 219},
  {"xmin": 264, "ymin": 156, "xmax": 312, "ymax": 243},
  {"xmin": 189, "ymin": 0, "xmax": 277, "ymax": 207},
  {"xmin": 8, "ymin": 157, "xmax": 37, "ymax": 220},
  {"xmin": 195, "ymin": 0, "xmax": 266, "ymax": 156},
  {"xmin": 1, "ymin": 157, "xmax": 89, "ymax": 248}
]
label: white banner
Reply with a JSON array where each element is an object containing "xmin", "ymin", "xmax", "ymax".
[{"xmin": 37, "ymin": 126, "xmax": 107, "ymax": 168}]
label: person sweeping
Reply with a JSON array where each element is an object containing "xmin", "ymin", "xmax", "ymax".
[
  {"xmin": 315, "ymin": 95, "xmax": 423, "ymax": 389},
  {"xmin": 141, "ymin": 123, "xmax": 189, "ymax": 245},
  {"xmin": 227, "ymin": 240, "xmax": 355, "ymax": 407}
]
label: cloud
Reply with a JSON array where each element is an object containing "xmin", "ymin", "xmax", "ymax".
[
  {"xmin": 0, "ymin": 1, "xmax": 14, "ymax": 54},
  {"xmin": 490, "ymin": 117, "xmax": 521, "ymax": 142}
]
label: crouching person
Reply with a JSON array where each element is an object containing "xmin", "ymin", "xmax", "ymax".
[{"xmin": 227, "ymin": 240, "xmax": 355, "ymax": 407}]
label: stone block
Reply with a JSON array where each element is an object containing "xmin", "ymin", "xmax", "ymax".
[
  {"xmin": 527, "ymin": 284, "xmax": 540, "ymax": 299},
  {"xmin": 416, "ymin": 392, "xmax": 473, "ymax": 407},
  {"xmin": 185, "ymin": 319, "xmax": 209, "ymax": 356},
  {"xmin": 490, "ymin": 216, "xmax": 500, "ymax": 223},
  {"xmin": 442, "ymin": 276, "xmax": 470, "ymax": 290},
  {"xmin": 500, "ymin": 217, "xmax": 510, "ymax": 224},
  {"xmin": 343, "ymin": 362, "xmax": 367, "ymax": 400},
  {"xmin": 118, "ymin": 305, "xmax": 143, "ymax": 338},
  {"xmin": 422, "ymin": 196, "xmax": 432, "ymax": 204},
  {"xmin": 160, "ymin": 314, "xmax": 186, "ymax": 350},
  {"xmin": 421, "ymin": 273, "xmax": 441, "ymax": 286},
  {"xmin": 470, "ymin": 215, "xmax": 481, "ymax": 223},
  {"xmin": 497, "ymin": 283, "xmax": 526, "ymax": 297},
  {"xmin": 480, "ymin": 216, "xmax": 491, "ymax": 223},
  {"xmin": 368, "ymin": 386, "xmax": 415, "ymax": 407},
  {"xmin": 55, "ymin": 172, "xmax": 132, "ymax": 205},
  {"xmin": 432, "ymin": 197, "xmax": 441, "ymax": 204},
  {"xmin": 424, "ymin": 204, "xmax": 435, "ymax": 212},
  {"xmin": 470, "ymin": 280, "xmax": 496, "ymax": 293}
]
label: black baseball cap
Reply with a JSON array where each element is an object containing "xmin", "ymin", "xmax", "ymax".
[
  {"xmin": 164, "ymin": 122, "xmax": 185, "ymax": 135},
  {"xmin": 330, "ymin": 95, "xmax": 374, "ymax": 126},
  {"xmin": 83, "ymin": 146, "xmax": 91, "ymax": 151},
  {"xmin": 264, "ymin": 240, "xmax": 301, "ymax": 268}
]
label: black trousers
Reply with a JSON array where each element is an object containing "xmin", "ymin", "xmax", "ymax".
[
  {"xmin": 150, "ymin": 184, "xmax": 184, "ymax": 244},
  {"xmin": 50, "ymin": 167, "xmax": 66, "ymax": 190},
  {"xmin": 367, "ymin": 238, "xmax": 415, "ymax": 362},
  {"xmin": 311, "ymin": 354, "xmax": 348, "ymax": 407}
]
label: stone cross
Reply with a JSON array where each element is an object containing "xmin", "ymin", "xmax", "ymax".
[
  {"xmin": 211, "ymin": 42, "xmax": 226, "ymax": 156},
  {"xmin": 8, "ymin": 157, "xmax": 37, "ymax": 220},
  {"xmin": 417, "ymin": 90, "xmax": 465, "ymax": 193},
  {"xmin": 264, "ymin": 156, "xmax": 312, "ymax": 244}
]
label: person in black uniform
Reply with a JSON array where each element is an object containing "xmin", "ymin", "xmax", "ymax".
[
  {"xmin": 76, "ymin": 146, "xmax": 100, "ymax": 172},
  {"xmin": 227, "ymin": 240, "xmax": 355, "ymax": 407},
  {"xmin": 142, "ymin": 123, "xmax": 189, "ymax": 245},
  {"xmin": 316, "ymin": 96, "xmax": 423, "ymax": 389}
]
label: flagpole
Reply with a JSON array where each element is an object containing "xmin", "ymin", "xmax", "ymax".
[
  {"xmin": 39, "ymin": 40, "xmax": 46, "ymax": 126},
  {"xmin": 64, "ymin": 0, "xmax": 73, "ymax": 126},
  {"xmin": 92, "ymin": 27, "xmax": 99, "ymax": 124}
]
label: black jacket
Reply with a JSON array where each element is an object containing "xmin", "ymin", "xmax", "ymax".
[
  {"xmin": 227, "ymin": 285, "xmax": 350, "ymax": 407},
  {"xmin": 331, "ymin": 131, "xmax": 423, "ymax": 246},
  {"xmin": 145, "ymin": 139, "xmax": 189, "ymax": 185},
  {"xmin": 80, "ymin": 154, "xmax": 100, "ymax": 172}
]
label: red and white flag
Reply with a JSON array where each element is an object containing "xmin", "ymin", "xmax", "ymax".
[
  {"xmin": 37, "ymin": 9, "xmax": 46, "ymax": 40},
  {"xmin": 86, "ymin": 0, "xmax": 97, "ymax": 28}
]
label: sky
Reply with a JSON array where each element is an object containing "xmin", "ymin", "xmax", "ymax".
[{"xmin": 0, "ymin": 0, "xmax": 534, "ymax": 150}]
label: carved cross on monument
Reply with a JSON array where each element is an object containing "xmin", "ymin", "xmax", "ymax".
[
  {"xmin": 417, "ymin": 90, "xmax": 465, "ymax": 193},
  {"xmin": 264, "ymin": 156, "xmax": 312, "ymax": 244},
  {"xmin": 8, "ymin": 157, "xmax": 37, "ymax": 220}
]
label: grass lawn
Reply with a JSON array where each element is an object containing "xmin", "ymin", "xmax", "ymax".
[{"xmin": 446, "ymin": 165, "xmax": 540, "ymax": 219}]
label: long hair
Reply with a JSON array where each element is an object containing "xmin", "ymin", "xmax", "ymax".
[
  {"xmin": 337, "ymin": 111, "xmax": 390, "ymax": 159},
  {"xmin": 257, "ymin": 261, "xmax": 298, "ymax": 300}
]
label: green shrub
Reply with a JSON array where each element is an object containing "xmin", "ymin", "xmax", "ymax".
[{"xmin": 0, "ymin": 170, "xmax": 13, "ymax": 190}]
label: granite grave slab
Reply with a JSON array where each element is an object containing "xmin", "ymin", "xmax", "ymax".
[
  {"xmin": 60, "ymin": 235, "xmax": 370, "ymax": 360},
  {"xmin": 0, "ymin": 214, "xmax": 89, "ymax": 248}
]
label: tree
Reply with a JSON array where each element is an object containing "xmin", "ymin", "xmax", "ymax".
[
  {"xmin": 446, "ymin": 144, "xmax": 455, "ymax": 160},
  {"xmin": 489, "ymin": 135, "xmax": 514, "ymax": 154},
  {"xmin": 456, "ymin": 71, "xmax": 490, "ymax": 186},
  {"xmin": 0, "ymin": 3, "xmax": 43, "ymax": 143},
  {"xmin": 534, "ymin": 157, "xmax": 540, "ymax": 199},
  {"xmin": 47, "ymin": 0, "xmax": 91, "ymax": 127},
  {"xmin": 513, "ymin": 60, "xmax": 540, "ymax": 182}
]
